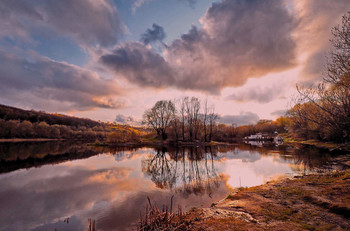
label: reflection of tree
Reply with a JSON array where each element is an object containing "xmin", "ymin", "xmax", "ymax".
[
  {"xmin": 242, "ymin": 141, "xmax": 335, "ymax": 172},
  {"xmin": 0, "ymin": 141, "xmax": 102, "ymax": 173},
  {"xmin": 0, "ymin": 142, "xmax": 144, "ymax": 174},
  {"xmin": 142, "ymin": 147, "xmax": 220, "ymax": 196},
  {"xmin": 142, "ymin": 148, "xmax": 177, "ymax": 189},
  {"xmin": 289, "ymin": 145, "xmax": 332, "ymax": 173}
]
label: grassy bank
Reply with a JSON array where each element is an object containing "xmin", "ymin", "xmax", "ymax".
[
  {"xmin": 140, "ymin": 169, "xmax": 350, "ymax": 230},
  {"xmin": 279, "ymin": 133, "xmax": 350, "ymax": 152}
]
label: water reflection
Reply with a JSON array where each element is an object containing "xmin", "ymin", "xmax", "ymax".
[
  {"xmin": 142, "ymin": 147, "xmax": 220, "ymax": 197},
  {"xmin": 0, "ymin": 141, "xmax": 143, "ymax": 174},
  {"xmin": 0, "ymin": 142, "xmax": 345, "ymax": 231}
]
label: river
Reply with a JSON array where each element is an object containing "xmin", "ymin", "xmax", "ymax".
[{"xmin": 0, "ymin": 141, "xmax": 344, "ymax": 230}]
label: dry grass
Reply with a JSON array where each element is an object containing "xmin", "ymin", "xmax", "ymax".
[
  {"xmin": 88, "ymin": 218, "xmax": 96, "ymax": 231},
  {"xmin": 138, "ymin": 197, "xmax": 194, "ymax": 231}
]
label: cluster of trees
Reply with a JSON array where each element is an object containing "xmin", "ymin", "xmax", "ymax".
[
  {"xmin": 143, "ymin": 97, "xmax": 218, "ymax": 141},
  {"xmin": 287, "ymin": 12, "xmax": 350, "ymax": 143}
]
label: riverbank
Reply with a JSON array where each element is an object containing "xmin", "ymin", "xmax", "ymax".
[
  {"xmin": 143, "ymin": 169, "xmax": 350, "ymax": 230},
  {"xmin": 280, "ymin": 134, "xmax": 350, "ymax": 152}
]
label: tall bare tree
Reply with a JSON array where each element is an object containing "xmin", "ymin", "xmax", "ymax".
[
  {"xmin": 179, "ymin": 97, "xmax": 187, "ymax": 140},
  {"xmin": 143, "ymin": 100, "xmax": 175, "ymax": 140},
  {"xmin": 172, "ymin": 99, "xmax": 180, "ymax": 140},
  {"xmin": 202, "ymin": 98, "xmax": 209, "ymax": 142},
  {"xmin": 185, "ymin": 97, "xmax": 200, "ymax": 141},
  {"xmin": 208, "ymin": 105, "xmax": 218, "ymax": 142}
]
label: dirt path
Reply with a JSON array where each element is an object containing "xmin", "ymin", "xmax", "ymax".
[{"xmin": 182, "ymin": 170, "xmax": 350, "ymax": 230}]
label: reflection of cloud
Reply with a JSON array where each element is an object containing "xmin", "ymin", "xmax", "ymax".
[
  {"xmin": 89, "ymin": 168, "xmax": 132, "ymax": 184},
  {"xmin": 0, "ymin": 165, "xmax": 141, "ymax": 231},
  {"xmin": 217, "ymin": 150, "xmax": 262, "ymax": 163},
  {"xmin": 112, "ymin": 148, "xmax": 152, "ymax": 162},
  {"xmin": 224, "ymin": 156, "xmax": 294, "ymax": 188},
  {"xmin": 97, "ymin": 180, "xmax": 229, "ymax": 230}
]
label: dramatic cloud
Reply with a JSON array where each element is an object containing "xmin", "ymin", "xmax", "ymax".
[
  {"xmin": 141, "ymin": 24, "xmax": 166, "ymax": 45},
  {"xmin": 100, "ymin": 42, "xmax": 175, "ymax": 87},
  {"xmin": 101, "ymin": 0, "xmax": 297, "ymax": 93},
  {"xmin": 219, "ymin": 112, "xmax": 260, "ymax": 126},
  {"xmin": 0, "ymin": 0, "xmax": 125, "ymax": 47},
  {"xmin": 0, "ymin": 50, "xmax": 125, "ymax": 111},
  {"xmin": 295, "ymin": 0, "xmax": 350, "ymax": 80}
]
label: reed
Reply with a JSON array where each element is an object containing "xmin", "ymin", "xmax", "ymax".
[
  {"xmin": 88, "ymin": 218, "xmax": 96, "ymax": 231},
  {"xmin": 138, "ymin": 196, "xmax": 193, "ymax": 230}
]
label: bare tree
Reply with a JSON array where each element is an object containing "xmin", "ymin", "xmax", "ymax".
[
  {"xmin": 326, "ymin": 12, "xmax": 350, "ymax": 90},
  {"xmin": 208, "ymin": 106, "xmax": 218, "ymax": 142},
  {"xmin": 202, "ymin": 98, "xmax": 209, "ymax": 142},
  {"xmin": 185, "ymin": 97, "xmax": 200, "ymax": 141},
  {"xmin": 290, "ymin": 12, "xmax": 350, "ymax": 142},
  {"xmin": 172, "ymin": 99, "xmax": 180, "ymax": 140},
  {"xmin": 192, "ymin": 98, "xmax": 201, "ymax": 140},
  {"xmin": 143, "ymin": 100, "xmax": 175, "ymax": 140},
  {"xmin": 179, "ymin": 97, "xmax": 187, "ymax": 141}
]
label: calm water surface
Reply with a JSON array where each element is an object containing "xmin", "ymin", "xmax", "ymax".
[{"xmin": 0, "ymin": 141, "xmax": 341, "ymax": 230}]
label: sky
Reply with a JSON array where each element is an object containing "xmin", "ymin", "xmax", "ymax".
[{"xmin": 0, "ymin": 0, "xmax": 349, "ymax": 126}]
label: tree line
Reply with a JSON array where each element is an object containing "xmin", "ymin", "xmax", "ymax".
[
  {"xmin": 0, "ymin": 104, "xmax": 100, "ymax": 128},
  {"xmin": 0, "ymin": 119, "xmax": 106, "ymax": 139}
]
